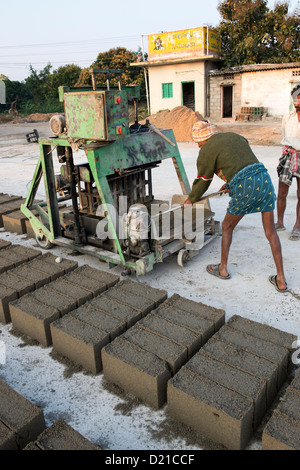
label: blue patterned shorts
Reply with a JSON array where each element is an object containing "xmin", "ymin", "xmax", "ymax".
[{"xmin": 227, "ymin": 163, "xmax": 276, "ymax": 216}]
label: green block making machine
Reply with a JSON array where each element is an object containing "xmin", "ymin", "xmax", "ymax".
[{"xmin": 21, "ymin": 69, "xmax": 220, "ymax": 276}]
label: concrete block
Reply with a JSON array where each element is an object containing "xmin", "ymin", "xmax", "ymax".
[
  {"xmin": 227, "ymin": 315, "xmax": 297, "ymax": 351},
  {"xmin": 2, "ymin": 210, "xmax": 27, "ymax": 234},
  {"xmin": 0, "ymin": 285, "xmax": 18, "ymax": 324},
  {"xmin": 214, "ymin": 326, "xmax": 289, "ymax": 389},
  {"xmin": 262, "ymin": 410, "xmax": 300, "ymax": 450},
  {"xmin": 24, "ymin": 419, "xmax": 101, "ymax": 450},
  {"xmin": 30, "ymin": 287, "xmax": 77, "ymax": 316},
  {"xmin": 139, "ymin": 312, "xmax": 201, "ymax": 359},
  {"xmin": 0, "ymin": 194, "xmax": 22, "ymax": 206},
  {"xmin": 75, "ymin": 264, "xmax": 119, "ymax": 288},
  {"xmin": 0, "ymin": 421, "xmax": 16, "ymax": 450},
  {"xmin": 167, "ymin": 367, "xmax": 254, "ymax": 450},
  {"xmin": 186, "ymin": 350, "xmax": 266, "ymax": 429},
  {"xmin": 116, "ymin": 279, "xmax": 167, "ymax": 307},
  {"xmin": 120, "ymin": 323, "xmax": 188, "ymax": 375},
  {"xmin": 45, "ymin": 279, "xmax": 93, "ymax": 307},
  {"xmin": 102, "ymin": 337, "xmax": 172, "ymax": 409},
  {"xmin": 0, "ymin": 244, "xmax": 40, "ymax": 268},
  {"xmin": 71, "ymin": 305, "xmax": 127, "ymax": 340},
  {"xmin": 165, "ymin": 294, "xmax": 225, "ymax": 331},
  {"xmin": 88, "ymin": 295, "xmax": 142, "ymax": 328},
  {"xmin": 153, "ymin": 304, "xmax": 215, "ymax": 345},
  {"xmin": 0, "ymin": 239, "xmax": 11, "ymax": 250},
  {"xmin": 0, "ymin": 379, "xmax": 46, "ymax": 450},
  {"xmin": 9, "ymin": 295, "xmax": 60, "ymax": 347},
  {"xmin": 10, "ymin": 264, "xmax": 51, "ymax": 289},
  {"xmin": 0, "ymin": 200, "xmax": 25, "ymax": 227},
  {"xmin": 62, "ymin": 271, "xmax": 106, "ymax": 297},
  {"xmin": 29, "ymin": 254, "xmax": 77, "ymax": 280},
  {"xmin": 104, "ymin": 286, "xmax": 156, "ymax": 316},
  {"xmin": 50, "ymin": 314, "xmax": 110, "ymax": 374},
  {"xmin": 0, "ymin": 271, "xmax": 35, "ymax": 297},
  {"xmin": 203, "ymin": 337, "xmax": 278, "ymax": 406}
]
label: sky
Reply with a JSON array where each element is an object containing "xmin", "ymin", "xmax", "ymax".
[{"xmin": 0, "ymin": 0, "xmax": 299, "ymax": 82}]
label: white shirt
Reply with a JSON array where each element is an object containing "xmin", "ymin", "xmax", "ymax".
[{"xmin": 281, "ymin": 110, "xmax": 300, "ymax": 151}]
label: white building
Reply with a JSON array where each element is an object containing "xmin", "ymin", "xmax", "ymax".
[{"xmin": 0, "ymin": 80, "xmax": 5, "ymax": 105}]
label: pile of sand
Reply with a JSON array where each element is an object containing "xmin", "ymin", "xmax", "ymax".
[{"xmin": 144, "ymin": 106, "xmax": 203, "ymax": 142}]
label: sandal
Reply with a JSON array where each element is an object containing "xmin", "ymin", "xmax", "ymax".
[
  {"xmin": 206, "ymin": 264, "xmax": 231, "ymax": 280},
  {"xmin": 268, "ymin": 275, "xmax": 288, "ymax": 293},
  {"xmin": 274, "ymin": 223, "xmax": 285, "ymax": 231},
  {"xmin": 289, "ymin": 228, "xmax": 300, "ymax": 241}
]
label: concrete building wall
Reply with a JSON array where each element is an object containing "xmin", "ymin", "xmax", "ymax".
[
  {"xmin": 241, "ymin": 69, "xmax": 299, "ymax": 117},
  {"xmin": 148, "ymin": 62, "xmax": 206, "ymax": 115}
]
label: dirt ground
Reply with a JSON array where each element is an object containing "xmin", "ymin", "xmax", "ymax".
[{"xmin": 1, "ymin": 106, "xmax": 282, "ymax": 146}]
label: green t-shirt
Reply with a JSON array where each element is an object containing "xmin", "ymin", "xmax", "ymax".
[{"xmin": 188, "ymin": 132, "xmax": 259, "ymax": 203}]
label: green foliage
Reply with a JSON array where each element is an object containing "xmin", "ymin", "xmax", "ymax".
[{"xmin": 216, "ymin": 0, "xmax": 300, "ymax": 67}]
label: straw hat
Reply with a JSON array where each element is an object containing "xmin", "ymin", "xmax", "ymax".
[{"xmin": 192, "ymin": 120, "xmax": 218, "ymax": 143}]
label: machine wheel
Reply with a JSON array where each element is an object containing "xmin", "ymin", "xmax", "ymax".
[
  {"xmin": 36, "ymin": 233, "xmax": 53, "ymax": 250},
  {"xmin": 177, "ymin": 249, "xmax": 190, "ymax": 267}
]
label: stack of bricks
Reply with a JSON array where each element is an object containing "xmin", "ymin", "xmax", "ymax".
[
  {"xmin": 167, "ymin": 315, "xmax": 296, "ymax": 450},
  {"xmin": 262, "ymin": 370, "xmax": 300, "ymax": 450},
  {"xmin": 101, "ymin": 293, "xmax": 225, "ymax": 409},
  {"xmin": 0, "ymin": 195, "xmax": 25, "ymax": 228},
  {"xmin": 9, "ymin": 264, "xmax": 119, "ymax": 347}
]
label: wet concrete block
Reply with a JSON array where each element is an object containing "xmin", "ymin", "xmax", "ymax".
[
  {"xmin": 0, "ymin": 285, "xmax": 18, "ymax": 324},
  {"xmin": 139, "ymin": 312, "xmax": 201, "ymax": 359},
  {"xmin": 185, "ymin": 350, "xmax": 267, "ymax": 429},
  {"xmin": 167, "ymin": 367, "xmax": 254, "ymax": 450},
  {"xmin": 62, "ymin": 270, "xmax": 106, "ymax": 297},
  {"xmin": 50, "ymin": 314, "xmax": 110, "ymax": 374},
  {"xmin": 262, "ymin": 410, "xmax": 300, "ymax": 450},
  {"xmin": 9, "ymin": 295, "xmax": 60, "ymax": 347},
  {"xmin": 24, "ymin": 419, "xmax": 101, "ymax": 450},
  {"xmin": 214, "ymin": 326, "xmax": 289, "ymax": 389},
  {"xmin": 0, "ymin": 271, "xmax": 35, "ymax": 297},
  {"xmin": 75, "ymin": 264, "xmax": 119, "ymax": 288},
  {"xmin": 0, "ymin": 379, "xmax": 46, "ymax": 450},
  {"xmin": 70, "ymin": 305, "xmax": 126, "ymax": 340},
  {"xmin": 0, "ymin": 239, "xmax": 11, "ymax": 250},
  {"xmin": 0, "ymin": 257, "xmax": 18, "ymax": 274},
  {"xmin": 104, "ymin": 286, "xmax": 156, "ymax": 316},
  {"xmin": 2, "ymin": 210, "xmax": 28, "ymax": 234},
  {"xmin": 0, "ymin": 244, "xmax": 41, "ymax": 268},
  {"xmin": 45, "ymin": 279, "xmax": 93, "ymax": 307},
  {"xmin": 88, "ymin": 295, "xmax": 142, "ymax": 328},
  {"xmin": 0, "ymin": 194, "xmax": 22, "ymax": 206},
  {"xmin": 115, "ymin": 279, "xmax": 168, "ymax": 307},
  {"xmin": 227, "ymin": 315, "xmax": 297, "ymax": 351},
  {"xmin": 30, "ymin": 287, "xmax": 77, "ymax": 316},
  {"xmin": 120, "ymin": 323, "xmax": 188, "ymax": 375},
  {"xmin": 102, "ymin": 337, "xmax": 172, "ymax": 409},
  {"xmin": 0, "ymin": 421, "xmax": 16, "ymax": 450},
  {"xmin": 203, "ymin": 337, "xmax": 278, "ymax": 406},
  {"xmin": 152, "ymin": 304, "xmax": 215, "ymax": 345},
  {"xmin": 29, "ymin": 253, "xmax": 77, "ymax": 280},
  {"xmin": 165, "ymin": 293, "xmax": 225, "ymax": 332},
  {"xmin": 10, "ymin": 264, "xmax": 51, "ymax": 289},
  {"xmin": 0, "ymin": 200, "xmax": 25, "ymax": 227}
]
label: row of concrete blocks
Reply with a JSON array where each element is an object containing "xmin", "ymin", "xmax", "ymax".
[
  {"xmin": 0, "ymin": 378, "xmax": 100, "ymax": 450},
  {"xmin": 0, "ymin": 239, "xmax": 298, "ymax": 450}
]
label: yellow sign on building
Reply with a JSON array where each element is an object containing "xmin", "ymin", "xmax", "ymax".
[{"xmin": 148, "ymin": 27, "xmax": 221, "ymax": 61}]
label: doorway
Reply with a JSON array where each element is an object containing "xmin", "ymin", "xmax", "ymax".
[
  {"xmin": 182, "ymin": 82, "xmax": 195, "ymax": 111},
  {"xmin": 222, "ymin": 86, "xmax": 233, "ymax": 118}
]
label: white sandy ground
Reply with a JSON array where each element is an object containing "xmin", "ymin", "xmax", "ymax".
[{"xmin": 0, "ymin": 122, "xmax": 299, "ymax": 451}]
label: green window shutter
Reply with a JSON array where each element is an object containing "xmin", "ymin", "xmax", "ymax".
[{"xmin": 162, "ymin": 83, "xmax": 173, "ymax": 98}]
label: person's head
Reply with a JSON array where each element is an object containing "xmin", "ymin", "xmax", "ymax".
[
  {"xmin": 192, "ymin": 120, "xmax": 218, "ymax": 147},
  {"xmin": 291, "ymin": 85, "xmax": 300, "ymax": 111}
]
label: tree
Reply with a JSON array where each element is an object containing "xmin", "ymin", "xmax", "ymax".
[
  {"xmin": 75, "ymin": 47, "xmax": 146, "ymax": 98},
  {"xmin": 25, "ymin": 64, "xmax": 52, "ymax": 105},
  {"xmin": 47, "ymin": 64, "xmax": 82, "ymax": 100},
  {"xmin": 216, "ymin": 0, "xmax": 300, "ymax": 67}
]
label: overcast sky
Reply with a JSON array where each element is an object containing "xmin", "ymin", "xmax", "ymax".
[{"xmin": 0, "ymin": 0, "xmax": 298, "ymax": 81}]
